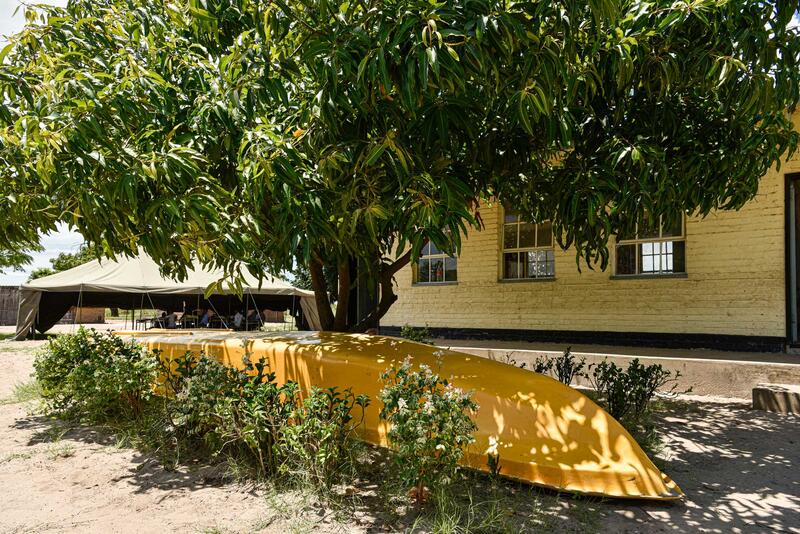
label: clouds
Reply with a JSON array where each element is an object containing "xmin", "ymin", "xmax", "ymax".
[{"xmin": 0, "ymin": 224, "xmax": 84, "ymax": 286}]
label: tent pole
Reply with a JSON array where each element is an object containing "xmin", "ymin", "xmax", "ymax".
[
  {"xmin": 73, "ymin": 284, "xmax": 83, "ymax": 333},
  {"xmin": 145, "ymin": 292, "xmax": 158, "ymax": 329},
  {"xmin": 207, "ymin": 299, "xmax": 229, "ymax": 329},
  {"xmin": 249, "ymin": 290, "xmax": 264, "ymax": 329},
  {"xmin": 139, "ymin": 293, "xmax": 145, "ymax": 331}
]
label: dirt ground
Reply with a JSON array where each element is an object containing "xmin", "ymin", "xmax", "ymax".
[{"xmin": 1, "ymin": 339, "xmax": 798, "ymax": 534}]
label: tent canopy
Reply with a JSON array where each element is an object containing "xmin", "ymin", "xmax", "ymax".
[{"xmin": 14, "ymin": 253, "xmax": 320, "ymax": 339}]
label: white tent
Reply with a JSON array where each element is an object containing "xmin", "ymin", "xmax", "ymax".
[{"xmin": 15, "ymin": 253, "xmax": 320, "ymax": 339}]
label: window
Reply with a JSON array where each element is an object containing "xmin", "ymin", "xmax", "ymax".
[
  {"xmin": 416, "ymin": 241, "xmax": 457, "ymax": 283},
  {"xmin": 615, "ymin": 215, "xmax": 686, "ymax": 276},
  {"xmin": 502, "ymin": 206, "xmax": 555, "ymax": 279}
]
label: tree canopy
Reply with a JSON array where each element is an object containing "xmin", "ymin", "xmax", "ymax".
[
  {"xmin": 0, "ymin": 249, "xmax": 36, "ymax": 275},
  {"xmin": 28, "ymin": 246, "xmax": 94, "ymax": 281},
  {"xmin": 1, "ymin": 0, "xmax": 798, "ymax": 330}
]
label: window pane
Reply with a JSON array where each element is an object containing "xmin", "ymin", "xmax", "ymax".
[
  {"xmin": 616, "ymin": 244, "xmax": 636, "ymax": 275},
  {"xmin": 662, "ymin": 215, "xmax": 683, "ymax": 237},
  {"xmin": 504, "ymin": 205, "xmax": 520, "ymax": 223},
  {"xmin": 428, "ymin": 241, "xmax": 440, "ymax": 255},
  {"xmin": 537, "ymin": 221, "xmax": 553, "ymax": 247},
  {"xmin": 503, "ymin": 252, "xmax": 519, "ymax": 279},
  {"xmin": 444, "ymin": 257, "xmax": 457, "ymax": 282},
  {"xmin": 518, "ymin": 223, "xmax": 536, "ymax": 248},
  {"xmin": 503, "ymin": 224, "xmax": 518, "ymax": 250},
  {"xmin": 672, "ymin": 241, "xmax": 686, "ymax": 273},
  {"xmin": 418, "ymin": 259, "xmax": 430, "ymax": 283},
  {"xmin": 638, "ymin": 217, "xmax": 660, "ymax": 239},
  {"xmin": 430, "ymin": 258, "xmax": 444, "ymax": 282},
  {"xmin": 545, "ymin": 250, "xmax": 555, "ymax": 276},
  {"xmin": 640, "ymin": 244, "xmax": 655, "ymax": 273},
  {"xmin": 422, "ymin": 242, "xmax": 430, "ymax": 256}
]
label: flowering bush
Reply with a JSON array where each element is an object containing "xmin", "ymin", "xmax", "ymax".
[{"xmin": 379, "ymin": 357, "xmax": 478, "ymax": 505}]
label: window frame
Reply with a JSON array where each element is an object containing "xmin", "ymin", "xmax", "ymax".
[
  {"xmin": 413, "ymin": 241, "xmax": 458, "ymax": 285},
  {"xmin": 500, "ymin": 206, "xmax": 556, "ymax": 281},
  {"xmin": 613, "ymin": 214, "xmax": 687, "ymax": 277}
]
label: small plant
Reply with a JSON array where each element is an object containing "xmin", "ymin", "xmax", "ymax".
[
  {"xmin": 589, "ymin": 358, "xmax": 683, "ymax": 426},
  {"xmin": 552, "ymin": 347, "xmax": 586, "ymax": 386},
  {"xmin": 379, "ymin": 358, "xmax": 478, "ymax": 509},
  {"xmin": 501, "ymin": 353, "xmax": 527, "ymax": 369},
  {"xmin": 399, "ymin": 325, "xmax": 434, "ymax": 345},
  {"xmin": 276, "ymin": 386, "xmax": 369, "ymax": 489},
  {"xmin": 531, "ymin": 348, "xmax": 587, "ymax": 386},
  {"xmin": 532, "ymin": 355, "xmax": 553, "ymax": 374}
]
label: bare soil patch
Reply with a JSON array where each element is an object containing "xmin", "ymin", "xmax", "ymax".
[{"xmin": 1, "ymin": 340, "xmax": 798, "ymax": 533}]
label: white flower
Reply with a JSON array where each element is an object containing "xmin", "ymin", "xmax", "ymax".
[
  {"xmin": 397, "ymin": 398, "xmax": 407, "ymax": 411},
  {"xmin": 435, "ymin": 444, "xmax": 446, "ymax": 451}
]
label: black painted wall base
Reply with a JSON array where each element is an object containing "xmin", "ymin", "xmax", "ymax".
[{"xmin": 379, "ymin": 325, "xmax": 785, "ymax": 353}]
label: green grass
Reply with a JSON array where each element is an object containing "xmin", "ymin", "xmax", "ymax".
[{"xmin": 0, "ymin": 379, "xmax": 42, "ymax": 405}]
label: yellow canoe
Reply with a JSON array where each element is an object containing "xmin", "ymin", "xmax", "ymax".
[{"xmin": 117, "ymin": 330, "xmax": 683, "ymax": 500}]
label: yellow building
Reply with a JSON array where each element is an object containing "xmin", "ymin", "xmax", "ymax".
[{"xmin": 382, "ymin": 121, "xmax": 800, "ymax": 353}]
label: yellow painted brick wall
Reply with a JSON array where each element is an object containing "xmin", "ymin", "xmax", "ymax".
[{"xmin": 383, "ymin": 119, "xmax": 800, "ymax": 338}]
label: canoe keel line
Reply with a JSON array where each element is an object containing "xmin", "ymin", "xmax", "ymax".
[{"xmin": 117, "ymin": 330, "xmax": 683, "ymax": 501}]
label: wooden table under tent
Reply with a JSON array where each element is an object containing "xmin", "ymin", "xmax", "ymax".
[{"xmin": 13, "ymin": 252, "xmax": 321, "ymax": 340}]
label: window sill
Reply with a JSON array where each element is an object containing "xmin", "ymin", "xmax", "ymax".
[
  {"xmin": 412, "ymin": 281, "xmax": 459, "ymax": 287},
  {"xmin": 498, "ymin": 277, "xmax": 556, "ymax": 283},
  {"xmin": 610, "ymin": 273, "xmax": 688, "ymax": 280}
]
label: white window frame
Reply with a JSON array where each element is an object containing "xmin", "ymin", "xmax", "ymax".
[
  {"xmin": 614, "ymin": 215, "xmax": 686, "ymax": 276},
  {"xmin": 501, "ymin": 207, "xmax": 555, "ymax": 280},
  {"xmin": 415, "ymin": 242, "xmax": 457, "ymax": 284}
]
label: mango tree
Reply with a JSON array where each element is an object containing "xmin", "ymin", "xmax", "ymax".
[{"xmin": 1, "ymin": 0, "xmax": 798, "ymax": 330}]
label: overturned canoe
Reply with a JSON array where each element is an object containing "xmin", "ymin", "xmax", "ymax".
[{"xmin": 117, "ymin": 330, "xmax": 683, "ymax": 500}]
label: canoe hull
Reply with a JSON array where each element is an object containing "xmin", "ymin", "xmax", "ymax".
[{"xmin": 117, "ymin": 330, "xmax": 683, "ymax": 501}]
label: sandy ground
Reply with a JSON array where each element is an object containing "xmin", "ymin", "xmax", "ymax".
[{"xmin": 0, "ymin": 340, "xmax": 798, "ymax": 533}]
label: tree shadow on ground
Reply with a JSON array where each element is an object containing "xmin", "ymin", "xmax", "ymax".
[
  {"xmin": 597, "ymin": 399, "xmax": 800, "ymax": 533},
  {"xmin": 9, "ymin": 398, "xmax": 798, "ymax": 533}
]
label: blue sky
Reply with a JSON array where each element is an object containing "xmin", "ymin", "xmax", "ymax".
[{"xmin": 0, "ymin": 0, "xmax": 77, "ymax": 286}]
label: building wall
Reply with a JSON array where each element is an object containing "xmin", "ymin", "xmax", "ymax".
[
  {"xmin": 0, "ymin": 286, "xmax": 20, "ymax": 326},
  {"xmin": 383, "ymin": 125, "xmax": 800, "ymax": 343}
]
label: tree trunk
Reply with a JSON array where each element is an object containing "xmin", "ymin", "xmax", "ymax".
[
  {"xmin": 350, "ymin": 247, "xmax": 415, "ymax": 333},
  {"xmin": 332, "ymin": 259, "xmax": 351, "ymax": 331},
  {"xmin": 309, "ymin": 256, "xmax": 335, "ymax": 330}
]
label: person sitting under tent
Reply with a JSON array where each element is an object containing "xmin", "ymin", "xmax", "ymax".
[
  {"xmin": 199, "ymin": 309, "xmax": 211, "ymax": 327},
  {"xmin": 233, "ymin": 310, "xmax": 244, "ymax": 329}
]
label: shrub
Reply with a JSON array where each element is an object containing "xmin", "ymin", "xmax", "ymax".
[
  {"xmin": 160, "ymin": 351, "xmax": 370, "ymax": 486},
  {"xmin": 531, "ymin": 347, "xmax": 587, "ymax": 386},
  {"xmin": 589, "ymin": 358, "xmax": 682, "ymax": 426},
  {"xmin": 532, "ymin": 355, "xmax": 553, "ymax": 375},
  {"xmin": 160, "ymin": 351, "xmax": 297, "ymax": 476},
  {"xmin": 379, "ymin": 358, "xmax": 478, "ymax": 507},
  {"xmin": 276, "ymin": 387, "xmax": 369, "ymax": 489},
  {"xmin": 34, "ymin": 328, "xmax": 158, "ymax": 421},
  {"xmin": 400, "ymin": 325, "xmax": 434, "ymax": 345},
  {"xmin": 551, "ymin": 347, "xmax": 586, "ymax": 385}
]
